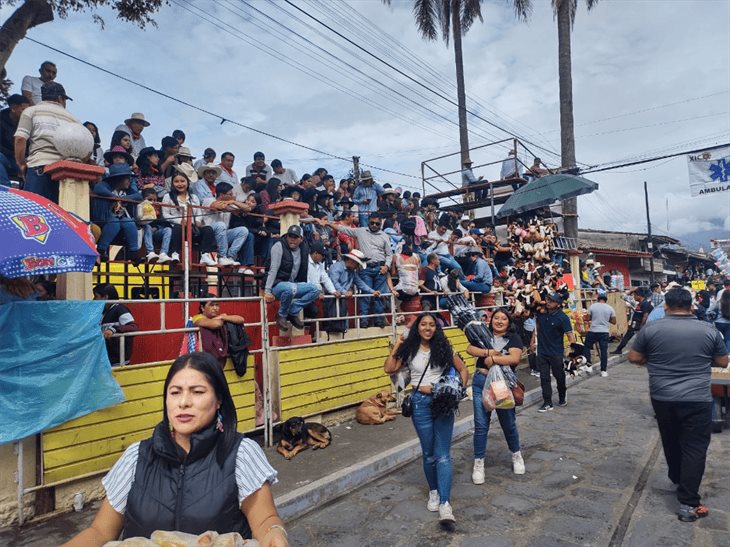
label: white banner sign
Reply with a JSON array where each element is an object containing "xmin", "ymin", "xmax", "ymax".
[{"xmin": 687, "ymin": 145, "xmax": 730, "ymax": 197}]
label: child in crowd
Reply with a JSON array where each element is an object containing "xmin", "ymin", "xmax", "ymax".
[{"xmin": 138, "ymin": 188, "xmax": 175, "ymax": 263}]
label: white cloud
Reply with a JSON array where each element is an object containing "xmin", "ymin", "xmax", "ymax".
[{"xmin": 2, "ymin": 0, "xmax": 728, "ymax": 244}]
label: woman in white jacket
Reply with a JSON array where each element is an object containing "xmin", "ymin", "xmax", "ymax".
[{"xmin": 162, "ymin": 172, "xmax": 217, "ymax": 266}]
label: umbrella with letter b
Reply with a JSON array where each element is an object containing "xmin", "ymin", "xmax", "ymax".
[
  {"xmin": 497, "ymin": 174, "xmax": 599, "ymax": 218},
  {"xmin": 0, "ymin": 186, "xmax": 98, "ymax": 278}
]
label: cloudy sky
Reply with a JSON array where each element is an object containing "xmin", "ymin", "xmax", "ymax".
[{"xmin": 3, "ymin": 0, "xmax": 729, "ymax": 244}]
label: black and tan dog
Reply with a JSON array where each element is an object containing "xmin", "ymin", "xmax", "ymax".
[{"xmin": 276, "ymin": 417, "xmax": 332, "ymax": 460}]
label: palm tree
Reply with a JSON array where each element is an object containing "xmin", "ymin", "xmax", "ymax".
[
  {"xmin": 553, "ymin": 0, "xmax": 599, "ymax": 241},
  {"xmin": 385, "ymin": 1, "xmax": 531, "ymax": 166}
]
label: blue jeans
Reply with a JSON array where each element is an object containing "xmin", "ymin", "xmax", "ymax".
[
  {"xmin": 358, "ymin": 266, "xmax": 387, "ymax": 323},
  {"xmin": 98, "ymin": 217, "xmax": 140, "ymax": 252},
  {"xmin": 471, "ymin": 371, "xmax": 520, "ymax": 459},
  {"xmin": 715, "ymin": 321, "xmax": 730, "ymax": 352},
  {"xmin": 24, "ymin": 166, "xmax": 58, "ymax": 203},
  {"xmin": 142, "ymin": 225, "xmax": 172, "ymax": 254},
  {"xmin": 237, "ymin": 232, "xmax": 255, "ymax": 266},
  {"xmin": 437, "ymin": 254, "xmax": 461, "ymax": 273},
  {"xmin": 0, "ymin": 153, "xmax": 18, "ymax": 186},
  {"xmin": 462, "ymin": 280, "xmax": 492, "ymax": 294},
  {"xmin": 411, "ymin": 391, "xmax": 454, "ymax": 503},
  {"xmin": 212, "ymin": 222, "xmax": 248, "ymax": 259},
  {"xmin": 583, "ymin": 331, "xmax": 609, "ymax": 371},
  {"xmin": 272, "ymin": 282, "xmax": 320, "ymax": 318}
]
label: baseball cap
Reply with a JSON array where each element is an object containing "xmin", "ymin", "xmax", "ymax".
[
  {"xmin": 41, "ymin": 81, "xmax": 72, "ymax": 101},
  {"xmin": 723, "ymin": 278, "xmax": 730, "ymax": 286},
  {"xmin": 7, "ymin": 94, "xmax": 30, "ymax": 106},
  {"xmin": 286, "ymin": 225, "xmax": 303, "ymax": 238},
  {"xmin": 548, "ymin": 292, "xmax": 564, "ymax": 303}
]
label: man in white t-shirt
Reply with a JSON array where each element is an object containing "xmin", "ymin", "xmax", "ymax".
[
  {"xmin": 270, "ymin": 159, "xmax": 298, "ymax": 186},
  {"xmin": 583, "ymin": 293, "xmax": 617, "ymax": 376},
  {"xmin": 21, "ymin": 61, "xmax": 57, "ymax": 105}
]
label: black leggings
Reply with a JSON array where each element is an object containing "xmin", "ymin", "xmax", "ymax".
[{"xmin": 170, "ymin": 224, "xmax": 216, "ymax": 254}]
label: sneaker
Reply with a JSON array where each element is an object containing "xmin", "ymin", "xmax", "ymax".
[
  {"xmin": 170, "ymin": 252, "xmax": 180, "ymax": 264},
  {"xmin": 200, "ymin": 253, "xmax": 217, "ymax": 266},
  {"xmin": 145, "ymin": 251, "xmax": 158, "ymax": 263},
  {"xmin": 218, "ymin": 257, "xmax": 236, "ymax": 267},
  {"xmin": 438, "ymin": 502, "xmax": 455, "ymax": 524},
  {"xmin": 601, "ymin": 371, "xmax": 608, "ymax": 378},
  {"xmin": 427, "ymin": 490, "xmax": 440, "ymax": 512},
  {"xmin": 238, "ymin": 267, "xmax": 254, "ymax": 275},
  {"xmin": 677, "ymin": 504, "xmax": 709, "ymax": 522},
  {"xmin": 288, "ymin": 314, "xmax": 305, "ymax": 330},
  {"xmin": 157, "ymin": 252, "xmax": 172, "ymax": 264},
  {"xmin": 276, "ymin": 315, "xmax": 290, "ymax": 330},
  {"xmin": 512, "ymin": 451, "xmax": 526, "ymax": 475},
  {"xmin": 538, "ymin": 403, "xmax": 553, "ymax": 413},
  {"xmin": 472, "ymin": 458, "xmax": 485, "ymax": 484},
  {"xmin": 610, "ymin": 349, "xmax": 622, "ymax": 355},
  {"xmin": 531, "ymin": 370, "xmax": 541, "ymax": 377},
  {"xmin": 230, "ymin": 259, "xmax": 241, "ymax": 266},
  {"xmin": 558, "ymin": 399, "xmax": 568, "ymax": 407}
]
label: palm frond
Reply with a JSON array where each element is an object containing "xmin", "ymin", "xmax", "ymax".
[
  {"xmin": 412, "ymin": 0, "xmax": 440, "ymax": 41},
  {"xmin": 551, "ymin": 0, "xmax": 578, "ymax": 25},
  {"xmin": 460, "ymin": 0, "xmax": 484, "ymax": 33},
  {"xmin": 510, "ymin": 0, "xmax": 533, "ymax": 23},
  {"xmin": 439, "ymin": 0, "xmax": 452, "ymax": 44}
]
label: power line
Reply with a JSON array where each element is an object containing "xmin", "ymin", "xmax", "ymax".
[
  {"xmin": 24, "ymin": 37, "xmax": 425, "ymax": 186},
  {"xmin": 281, "ymin": 0, "xmax": 570, "ymax": 164},
  {"xmin": 575, "ymin": 112, "xmax": 729, "ymax": 139},
  {"xmin": 580, "ymin": 142, "xmax": 730, "ymax": 174}
]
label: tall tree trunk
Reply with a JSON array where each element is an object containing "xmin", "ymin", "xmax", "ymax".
[
  {"xmin": 452, "ymin": 7, "xmax": 470, "ymax": 168},
  {"xmin": 0, "ymin": 0, "xmax": 55, "ymax": 84},
  {"xmin": 557, "ymin": 0, "xmax": 578, "ymax": 241}
]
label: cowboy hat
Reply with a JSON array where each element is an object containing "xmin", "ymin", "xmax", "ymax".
[
  {"xmin": 177, "ymin": 146, "xmax": 195, "ymax": 159},
  {"xmin": 360, "ymin": 170, "xmax": 373, "ymax": 181},
  {"xmin": 103, "ymin": 163, "xmax": 134, "ymax": 181},
  {"xmin": 196, "ymin": 162, "xmax": 222, "ymax": 179},
  {"xmin": 173, "ymin": 162, "xmax": 199, "ymax": 183},
  {"xmin": 343, "ymin": 249, "xmax": 366, "ymax": 268},
  {"xmin": 124, "ymin": 112, "xmax": 150, "ymax": 127},
  {"xmin": 103, "ymin": 145, "xmax": 133, "ymax": 166},
  {"xmin": 382, "ymin": 188, "xmax": 397, "ymax": 196}
]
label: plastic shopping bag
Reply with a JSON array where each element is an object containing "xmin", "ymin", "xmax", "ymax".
[{"xmin": 483, "ymin": 365, "xmax": 515, "ymax": 411}]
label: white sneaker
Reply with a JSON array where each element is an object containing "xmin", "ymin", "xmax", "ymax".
[
  {"xmin": 472, "ymin": 458, "xmax": 485, "ymax": 484},
  {"xmin": 145, "ymin": 251, "xmax": 158, "ymax": 262},
  {"xmin": 200, "ymin": 253, "xmax": 217, "ymax": 266},
  {"xmin": 231, "ymin": 259, "xmax": 241, "ymax": 266},
  {"xmin": 239, "ymin": 268, "xmax": 254, "ymax": 275},
  {"xmin": 438, "ymin": 502, "xmax": 455, "ymax": 524},
  {"xmin": 512, "ymin": 451, "xmax": 526, "ymax": 475},
  {"xmin": 170, "ymin": 252, "xmax": 180, "ymax": 264},
  {"xmin": 157, "ymin": 252, "xmax": 171, "ymax": 263},
  {"xmin": 601, "ymin": 371, "xmax": 608, "ymax": 377},
  {"xmin": 427, "ymin": 490, "xmax": 439, "ymax": 512},
  {"xmin": 218, "ymin": 257, "xmax": 236, "ymax": 267}
]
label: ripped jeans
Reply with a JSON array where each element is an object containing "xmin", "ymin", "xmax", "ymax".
[{"xmin": 411, "ymin": 391, "xmax": 455, "ymax": 504}]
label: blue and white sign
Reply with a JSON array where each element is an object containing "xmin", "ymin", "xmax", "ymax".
[{"xmin": 687, "ymin": 145, "xmax": 730, "ymax": 197}]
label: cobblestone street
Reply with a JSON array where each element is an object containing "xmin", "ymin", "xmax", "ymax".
[{"xmin": 286, "ymin": 361, "xmax": 730, "ymax": 546}]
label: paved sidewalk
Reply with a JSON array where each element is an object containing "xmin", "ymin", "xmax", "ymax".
[
  {"xmin": 284, "ymin": 361, "xmax": 730, "ymax": 546},
  {"xmin": 3, "ymin": 356, "xmax": 728, "ymax": 546}
]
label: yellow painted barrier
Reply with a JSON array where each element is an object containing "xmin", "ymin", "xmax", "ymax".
[
  {"xmin": 42, "ymin": 361, "xmax": 256, "ymax": 484},
  {"xmin": 93, "ymin": 261, "xmax": 171, "ymax": 299}
]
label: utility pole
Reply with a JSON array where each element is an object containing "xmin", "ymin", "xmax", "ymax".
[
  {"xmin": 352, "ymin": 156, "xmax": 360, "ymax": 183},
  {"xmin": 644, "ymin": 180, "xmax": 655, "ymax": 284}
]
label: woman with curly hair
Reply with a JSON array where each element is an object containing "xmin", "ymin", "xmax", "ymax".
[{"xmin": 384, "ymin": 312, "xmax": 468, "ymax": 526}]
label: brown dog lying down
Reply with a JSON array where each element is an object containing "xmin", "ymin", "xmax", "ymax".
[
  {"xmin": 356, "ymin": 390, "xmax": 400, "ymax": 425},
  {"xmin": 276, "ymin": 416, "xmax": 332, "ymax": 460}
]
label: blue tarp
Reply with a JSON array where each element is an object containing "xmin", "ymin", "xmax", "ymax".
[{"xmin": 0, "ymin": 301, "xmax": 126, "ymax": 445}]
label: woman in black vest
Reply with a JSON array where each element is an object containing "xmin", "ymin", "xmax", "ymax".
[{"xmin": 63, "ymin": 353, "xmax": 288, "ymax": 546}]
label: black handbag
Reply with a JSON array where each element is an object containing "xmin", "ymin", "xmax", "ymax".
[{"xmin": 401, "ymin": 363, "xmax": 429, "ymax": 418}]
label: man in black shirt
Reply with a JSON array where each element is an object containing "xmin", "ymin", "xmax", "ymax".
[
  {"xmin": 0, "ymin": 94, "xmax": 30, "ymax": 186},
  {"xmin": 613, "ymin": 286, "xmax": 653, "ymax": 354},
  {"xmin": 93, "ymin": 283, "xmax": 138, "ymax": 366}
]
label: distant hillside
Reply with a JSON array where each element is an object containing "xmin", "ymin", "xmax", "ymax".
[{"xmin": 675, "ymin": 229, "xmax": 730, "ymax": 250}]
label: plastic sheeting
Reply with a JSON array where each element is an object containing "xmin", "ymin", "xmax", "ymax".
[{"xmin": 0, "ymin": 301, "xmax": 125, "ymax": 445}]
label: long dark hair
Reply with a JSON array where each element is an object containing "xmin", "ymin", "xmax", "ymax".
[
  {"xmin": 395, "ymin": 312, "xmax": 453, "ymax": 371},
  {"xmin": 169, "ymin": 173, "xmax": 190, "ymax": 207},
  {"xmin": 110, "ymin": 130, "xmax": 132, "ymax": 151},
  {"xmin": 721, "ymin": 290, "xmax": 730, "ymax": 320},
  {"xmin": 162, "ymin": 352, "xmax": 238, "ymax": 466},
  {"xmin": 489, "ymin": 307, "xmax": 514, "ymax": 334},
  {"xmin": 264, "ymin": 177, "xmax": 281, "ymax": 200},
  {"xmin": 83, "ymin": 121, "xmax": 101, "ymax": 150}
]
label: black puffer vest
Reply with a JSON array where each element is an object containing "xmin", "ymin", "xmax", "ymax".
[
  {"xmin": 267, "ymin": 240, "xmax": 309, "ymax": 285},
  {"xmin": 123, "ymin": 422, "xmax": 249, "ymax": 539}
]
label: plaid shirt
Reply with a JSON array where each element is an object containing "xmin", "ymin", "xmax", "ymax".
[{"xmin": 650, "ymin": 292, "xmax": 665, "ymax": 308}]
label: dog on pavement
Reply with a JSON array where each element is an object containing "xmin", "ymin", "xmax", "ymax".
[
  {"xmin": 564, "ymin": 342, "xmax": 590, "ymax": 378},
  {"xmin": 356, "ymin": 390, "xmax": 400, "ymax": 425},
  {"xmin": 276, "ymin": 416, "xmax": 332, "ymax": 460}
]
